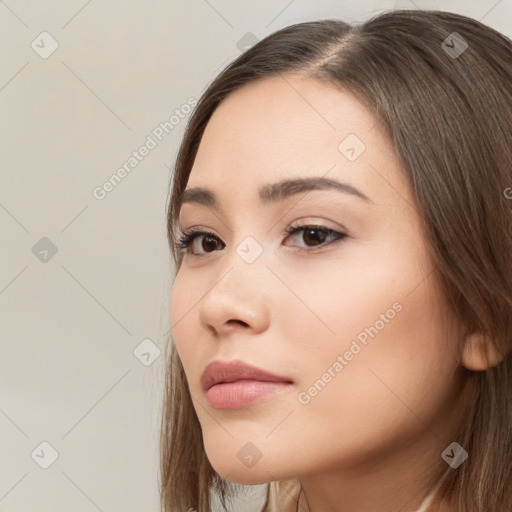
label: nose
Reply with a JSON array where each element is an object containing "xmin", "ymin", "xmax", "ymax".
[{"xmin": 198, "ymin": 256, "xmax": 271, "ymax": 338}]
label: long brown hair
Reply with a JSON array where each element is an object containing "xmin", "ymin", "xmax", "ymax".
[{"xmin": 160, "ymin": 9, "xmax": 512, "ymax": 511}]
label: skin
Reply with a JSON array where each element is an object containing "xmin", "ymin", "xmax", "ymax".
[{"xmin": 169, "ymin": 74, "xmax": 478, "ymax": 511}]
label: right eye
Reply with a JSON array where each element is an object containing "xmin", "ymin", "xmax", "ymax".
[{"xmin": 175, "ymin": 228, "xmax": 225, "ymax": 256}]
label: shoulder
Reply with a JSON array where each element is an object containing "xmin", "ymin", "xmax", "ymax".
[{"xmin": 259, "ymin": 479, "xmax": 302, "ymax": 512}]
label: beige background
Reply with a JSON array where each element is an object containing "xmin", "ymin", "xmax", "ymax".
[{"xmin": 1, "ymin": 1, "xmax": 510, "ymax": 511}]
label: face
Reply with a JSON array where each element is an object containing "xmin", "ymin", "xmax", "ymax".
[{"xmin": 169, "ymin": 74, "xmax": 468, "ymax": 485}]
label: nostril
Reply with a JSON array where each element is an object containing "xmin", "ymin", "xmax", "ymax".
[{"xmin": 227, "ymin": 319, "xmax": 249, "ymax": 327}]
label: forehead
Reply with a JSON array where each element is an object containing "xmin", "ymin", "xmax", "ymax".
[{"xmin": 186, "ymin": 74, "xmax": 412, "ymax": 211}]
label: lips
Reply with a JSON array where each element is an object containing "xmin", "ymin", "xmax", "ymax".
[
  {"xmin": 200, "ymin": 359, "xmax": 294, "ymax": 409},
  {"xmin": 200, "ymin": 359, "xmax": 293, "ymax": 392}
]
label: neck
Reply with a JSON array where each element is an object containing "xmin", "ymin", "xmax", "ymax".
[
  {"xmin": 296, "ymin": 440, "xmax": 455, "ymax": 512},
  {"xmin": 294, "ymin": 372, "xmax": 474, "ymax": 512}
]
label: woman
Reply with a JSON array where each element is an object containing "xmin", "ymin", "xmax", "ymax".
[{"xmin": 161, "ymin": 9, "xmax": 512, "ymax": 512}]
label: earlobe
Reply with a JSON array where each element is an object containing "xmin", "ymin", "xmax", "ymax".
[{"xmin": 460, "ymin": 332, "xmax": 504, "ymax": 371}]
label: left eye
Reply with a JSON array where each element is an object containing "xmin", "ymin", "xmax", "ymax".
[
  {"xmin": 283, "ymin": 225, "xmax": 347, "ymax": 250},
  {"xmin": 175, "ymin": 224, "xmax": 347, "ymax": 256}
]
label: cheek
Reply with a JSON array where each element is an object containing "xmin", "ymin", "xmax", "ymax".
[
  {"xmin": 168, "ymin": 275, "xmax": 183, "ymax": 331},
  {"xmin": 287, "ymin": 249, "xmax": 456, "ymax": 417},
  {"xmin": 290, "ymin": 269, "xmax": 457, "ymax": 445},
  {"xmin": 279, "ymin": 249, "xmax": 406, "ymax": 358},
  {"xmin": 169, "ymin": 271, "xmax": 199, "ymax": 366}
]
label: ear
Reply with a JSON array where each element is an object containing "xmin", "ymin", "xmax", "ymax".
[{"xmin": 460, "ymin": 331, "xmax": 504, "ymax": 371}]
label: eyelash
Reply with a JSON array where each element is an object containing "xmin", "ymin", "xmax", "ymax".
[{"xmin": 174, "ymin": 224, "xmax": 347, "ymax": 256}]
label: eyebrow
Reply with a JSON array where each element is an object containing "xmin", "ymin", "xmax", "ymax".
[{"xmin": 179, "ymin": 177, "xmax": 373, "ymax": 212}]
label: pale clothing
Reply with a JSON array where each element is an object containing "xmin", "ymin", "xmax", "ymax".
[
  {"xmin": 259, "ymin": 468, "xmax": 451, "ymax": 512},
  {"xmin": 259, "ymin": 479, "xmax": 302, "ymax": 512}
]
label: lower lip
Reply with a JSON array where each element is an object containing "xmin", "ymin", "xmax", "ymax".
[{"xmin": 206, "ymin": 380, "xmax": 293, "ymax": 409}]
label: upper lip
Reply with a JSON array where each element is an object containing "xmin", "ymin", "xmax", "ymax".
[{"xmin": 201, "ymin": 359, "xmax": 293, "ymax": 391}]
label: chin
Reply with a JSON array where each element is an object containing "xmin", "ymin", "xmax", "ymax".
[
  {"xmin": 218, "ymin": 467, "xmax": 272, "ymax": 486},
  {"xmin": 205, "ymin": 449, "xmax": 275, "ymax": 485}
]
